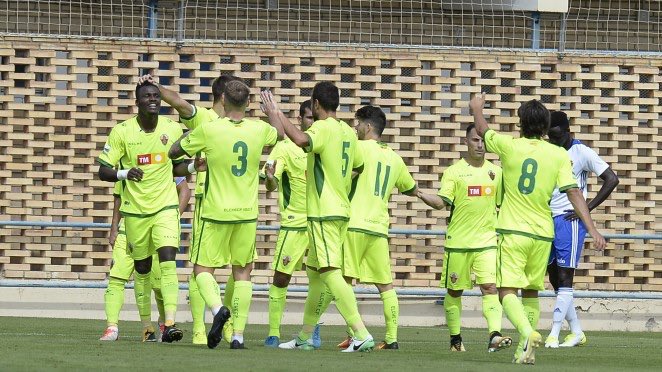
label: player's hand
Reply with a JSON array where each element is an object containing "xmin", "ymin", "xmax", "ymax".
[
  {"xmin": 260, "ymin": 90, "xmax": 279, "ymax": 115},
  {"xmin": 469, "ymin": 92, "xmax": 486, "ymax": 112},
  {"xmin": 591, "ymin": 231, "xmax": 606, "ymax": 251},
  {"xmin": 265, "ymin": 160, "xmax": 277, "ymax": 179},
  {"xmin": 108, "ymin": 228, "xmax": 118, "ymax": 247},
  {"xmin": 194, "ymin": 157, "xmax": 207, "ymax": 172},
  {"xmin": 562, "ymin": 209, "xmax": 580, "ymax": 221},
  {"xmin": 127, "ymin": 167, "xmax": 143, "ymax": 182},
  {"xmin": 138, "ymin": 74, "xmax": 155, "ymax": 85}
]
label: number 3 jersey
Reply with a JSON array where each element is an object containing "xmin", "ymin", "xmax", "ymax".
[
  {"xmin": 348, "ymin": 140, "xmax": 416, "ymax": 238},
  {"xmin": 181, "ymin": 117, "xmax": 278, "ymax": 223},
  {"xmin": 438, "ymin": 158, "xmax": 502, "ymax": 250},
  {"xmin": 485, "ymin": 129, "xmax": 577, "ymax": 241}
]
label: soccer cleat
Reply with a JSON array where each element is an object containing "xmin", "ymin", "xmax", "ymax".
[
  {"xmin": 207, "ymin": 306, "xmax": 231, "ymax": 349},
  {"xmin": 192, "ymin": 331, "xmax": 207, "ymax": 345},
  {"xmin": 341, "ymin": 336, "xmax": 375, "ymax": 353},
  {"xmin": 488, "ymin": 331, "xmax": 512, "ymax": 352},
  {"xmin": 99, "ymin": 326, "xmax": 119, "ymax": 341},
  {"xmin": 560, "ymin": 332, "xmax": 587, "ymax": 347},
  {"xmin": 450, "ymin": 335, "xmax": 466, "ymax": 352},
  {"xmin": 142, "ymin": 326, "xmax": 157, "ymax": 342},
  {"xmin": 545, "ymin": 335, "xmax": 559, "ymax": 348},
  {"xmin": 278, "ymin": 338, "xmax": 314, "ymax": 350},
  {"xmin": 377, "ymin": 341, "xmax": 399, "ymax": 350},
  {"xmin": 264, "ymin": 336, "xmax": 280, "ymax": 348},
  {"xmin": 161, "ymin": 325, "xmax": 183, "ymax": 343},
  {"xmin": 311, "ymin": 323, "xmax": 322, "ymax": 349},
  {"xmin": 515, "ymin": 330, "xmax": 542, "ymax": 365},
  {"xmin": 230, "ymin": 340, "xmax": 246, "ymax": 349},
  {"xmin": 337, "ymin": 336, "xmax": 352, "ymax": 349},
  {"xmin": 156, "ymin": 322, "xmax": 165, "ymax": 343},
  {"xmin": 222, "ymin": 321, "xmax": 233, "ymax": 344}
]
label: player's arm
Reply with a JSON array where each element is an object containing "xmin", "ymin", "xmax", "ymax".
[
  {"xmin": 97, "ymin": 127, "xmax": 143, "ymax": 182},
  {"xmin": 260, "ymin": 90, "xmax": 304, "ymax": 146},
  {"xmin": 98, "ymin": 165, "xmax": 143, "ymax": 182},
  {"xmin": 138, "ymin": 74, "xmax": 195, "ymax": 119},
  {"xmin": 175, "ymin": 177, "xmax": 191, "ymax": 213},
  {"xmin": 469, "ymin": 92, "xmax": 489, "ymax": 138},
  {"xmin": 417, "ymin": 190, "xmax": 447, "ymax": 210},
  {"xmin": 587, "ymin": 167, "xmax": 619, "ymax": 211},
  {"xmin": 109, "ymin": 193, "xmax": 121, "ymax": 247},
  {"xmin": 565, "ymin": 188, "xmax": 606, "ymax": 251}
]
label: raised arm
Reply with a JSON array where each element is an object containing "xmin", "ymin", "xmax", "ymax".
[
  {"xmin": 469, "ymin": 93, "xmax": 489, "ymax": 138},
  {"xmin": 565, "ymin": 188, "xmax": 607, "ymax": 251},
  {"xmin": 260, "ymin": 90, "xmax": 306, "ymax": 146},
  {"xmin": 263, "ymin": 160, "xmax": 279, "ymax": 192},
  {"xmin": 139, "ymin": 74, "xmax": 194, "ymax": 118}
]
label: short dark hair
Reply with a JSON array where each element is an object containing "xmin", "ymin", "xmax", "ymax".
[
  {"xmin": 311, "ymin": 81, "xmax": 339, "ymax": 112},
  {"xmin": 223, "ymin": 80, "xmax": 250, "ymax": 107},
  {"xmin": 212, "ymin": 75, "xmax": 241, "ymax": 103},
  {"xmin": 355, "ymin": 105, "xmax": 387, "ymax": 135},
  {"xmin": 299, "ymin": 99, "xmax": 312, "ymax": 117},
  {"xmin": 135, "ymin": 81, "xmax": 159, "ymax": 98},
  {"xmin": 517, "ymin": 100, "xmax": 550, "ymax": 138},
  {"xmin": 550, "ymin": 111, "xmax": 570, "ymax": 131},
  {"xmin": 466, "ymin": 124, "xmax": 476, "ymax": 136}
]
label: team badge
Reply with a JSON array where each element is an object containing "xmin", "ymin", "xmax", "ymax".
[
  {"xmin": 488, "ymin": 170, "xmax": 495, "ymax": 180},
  {"xmin": 282, "ymin": 256, "xmax": 291, "ymax": 266},
  {"xmin": 160, "ymin": 134, "xmax": 169, "ymax": 145},
  {"xmin": 450, "ymin": 272, "xmax": 458, "ymax": 284}
]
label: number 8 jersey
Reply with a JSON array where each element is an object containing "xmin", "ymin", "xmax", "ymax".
[
  {"xmin": 181, "ymin": 117, "xmax": 278, "ymax": 223},
  {"xmin": 484, "ymin": 129, "xmax": 577, "ymax": 241}
]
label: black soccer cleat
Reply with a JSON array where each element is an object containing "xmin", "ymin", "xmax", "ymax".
[
  {"xmin": 207, "ymin": 306, "xmax": 231, "ymax": 349},
  {"xmin": 377, "ymin": 341, "xmax": 399, "ymax": 350},
  {"xmin": 161, "ymin": 325, "xmax": 183, "ymax": 343},
  {"xmin": 230, "ymin": 340, "xmax": 246, "ymax": 349}
]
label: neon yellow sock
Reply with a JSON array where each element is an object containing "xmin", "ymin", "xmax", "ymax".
[
  {"xmin": 502, "ymin": 294, "xmax": 533, "ymax": 338},
  {"xmin": 268, "ymin": 285, "xmax": 287, "ymax": 338},
  {"xmin": 444, "ymin": 294, "xmax": 462, "ymax": 336},
  {"xmin": 320, "ymin": 269, "xmax": 369, "ymax": 340},
  {"xmin": 153, "ymin": 288, "xmax": 165, "ymax": 323},
  {"xmin": 224, "ymin": 275, "xmax": 235, "ymax": 309},
  {"xmin": 104, "ymin": 277, "xmax": 126, "ymax": 327},
  {"xmin": 231, "ymin": 281, "xmax": 253, "ymax": 335},
  {"xmin": 133, "ymin": 271, "xmax": 153, "ymax": 327},
  {"xmin": 381, "ymin": 289, "xmax": 399, "ymax": 343},
  {"xmin": 522, "ymin": 297, "xmax": 540, "ymax": 329},
  {"xmin": 188, "ymin": 274, "xmax": 206, "ymax": 333},
  {"xmin": 158, "ymin": 260, "xmax": 178, "ymax": 326},
  {"xmin": 298, "ymin": 268, "xmax": 325, "ymax": 340},
  {"xmin": 482, "ymin": 294, "xmax": 502, "ymax": 333},
  {"xmin": 196, "ymin": 272, "xmax": 222, "ymax": 309}
]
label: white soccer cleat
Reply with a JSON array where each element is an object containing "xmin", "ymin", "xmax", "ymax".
[
  {"xmin": 99, "ymin": 326, "xmax": 119, "ymax": 341},
  {"xmin": 341, "ymin": 336, "xmax": 375, "ymax": 353},
  {"xmin": 545, "ymin": 335, "xmax": 559, "ymax": 348},
  {"xmin": 278, "ymin": 338, "xmax": 314, "ymax": 350},
  {"xmin": 560, "ymin": 332, "xmax": 586, "ymax": 347}
]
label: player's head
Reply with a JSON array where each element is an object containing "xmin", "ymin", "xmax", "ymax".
[
  {"xmin": 222, "ymin": 80, "xmax": 250, "ymax": 110},
  {"xmin": 298, "ymin": 99, "xmax": 314, "ymax": 131},
  {"xmin": 311, "ymin": 81, "xmax": 339, "ymax": 120},
  {"xmin": 135, "ymin": 81, "xmax": 161, "ymax": 115},
  {"xmin": 517, "ymin": 99, "xmax": 550, "ymax": 139},
  {"xmin": 464, "ymin": 124, "xmax": 485, "ymax": 161},
  {"xmin": 354, "ymin": 105, "xmax": 386, "ymax": 141},
  {"xmin": 547, "ymin": 111, "xmax": 571, "ymax": 147},
  {"xmin": 212, "ymin": 75, "xmax": 241, "ymax": 104}
]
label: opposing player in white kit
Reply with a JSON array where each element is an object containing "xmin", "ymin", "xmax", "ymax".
[{"xmin": 544, "ymin": 111, "xmax": 619, "ymax": 348}]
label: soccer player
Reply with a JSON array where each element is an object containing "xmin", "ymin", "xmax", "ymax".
[
  {"xmin": 262, "ymin": 82, "xmax": 375, "ymax": 352},
  {"xmin": 342, "ymin": 105, "xmax": 418, "ymax": 350},
  {"xmin": 261, "ymin": 100, "xmax": 320, "ymax": 347},
  {"xmin": 139, "ymin": 73, "xmax": 241, "ymax": 345},
  {"xmin": 97, "ymin": 81, "xmax": 190, "ymax": 343},
  {"xmin": 100, "ymin": 176, "xmax": 190, "ymax": 342},
  {"xmin": 470, "ymin": 93, "xmax": 606, "ymax": 364},
  {"xmin": 418, "ymin": 124, "xmax": 512, "ymax": 353},
  {"xmin": 544, "ymin": 111, "xmax": 619, "ymax": 348},
  {"xmin": 168, "ymin": 81, "xmax": 283, "ymax": 349}
]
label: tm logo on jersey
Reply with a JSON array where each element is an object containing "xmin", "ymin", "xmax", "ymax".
[
  {"xmin": 467, "ymin": 185, "xmax": 494, "ymax": 196},
  {"xmin": 137, "ymin": 152, "xmax": 167, "ymax": 165}
]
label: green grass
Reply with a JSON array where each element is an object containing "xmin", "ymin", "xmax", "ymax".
[{"xmin": 1, "ymin": 317, "xmax": 660, "ymax": 371}]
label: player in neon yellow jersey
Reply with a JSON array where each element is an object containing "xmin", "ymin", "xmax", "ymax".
[
  {"xmin": 470, "ymin": 93, "xmax": 606, "ymax": 364},
  {"xmin": 169, "ymin": 81, "xmax": 283, "ymax": 349},
  {"xmin": 97, "ymin": 81, "xmax": 191, "ymax": 343},
  {"xmin": 419, "ymin": 124, "xmax": 511, "ymax": 353}
]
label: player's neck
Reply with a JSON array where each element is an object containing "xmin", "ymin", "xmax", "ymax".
[
  {"xmin": 365, "ymin": 133, "xmax": 381, "ymax": 142},
  {"xmin": 212, "ymin": 103, "xmax": 225, "ymax": 117},
  {"xmin": 464, "ymin": 156, "xmax": 485, "ymax": 168},
  {"xmin": 316, "ymin": 111, "xmax": 336, "ymax": 121},
  {"xmin": 225, "ymin": 110, "xmax": 245, "ymax": 122},
  {"xmin": 137, "ymin": 113, "xmax": 158, "ymax": 133},
  {"xmin": 563, "ymin": 135, "xmax": 574, "ymax": 150}
]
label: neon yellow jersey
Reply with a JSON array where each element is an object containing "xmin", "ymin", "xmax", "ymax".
[
  {"xmin": 304, "ymin": 117, "xmax": 363, "ymax": 220},
  {"xmin": 263, "ymin": 139, "xmax": 307, "ymax": 229},
  {"xmin": 485, "ymin": 129, "xmax": 577, "ymax": 240},
  {"xmin": 181, "ymin": 117, "xmax": 278, "ymax": 223},
  {"xmin": 97, "ymin": 116, "xmax": 184, "ymax": 217},
  {"xmin": 438, "ymin": 159, "xmax": 502, "ymax": 250},
  {"xmin": 348, "ymin": 140, "xmax": 416, "ymax": 238},
  {"xmin": 180, "ymin": 105, "xmax": 220, "ymax": 196}
]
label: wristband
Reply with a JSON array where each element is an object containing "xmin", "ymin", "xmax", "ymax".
[
  {"xmin": 188, "ymin": 162, "xmax": 197, "ymax": 174},
  {"xmin": 116, "ymin": 169, "xmax": 129, "ymax": 180}
]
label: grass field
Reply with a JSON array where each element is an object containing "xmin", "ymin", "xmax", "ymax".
[{"xmin": 1, "ymin": 317, "xmax": 660, "ymax": 371}]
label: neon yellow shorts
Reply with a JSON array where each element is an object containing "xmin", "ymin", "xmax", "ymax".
[
  {"xmin": 189, "ymin": 195, "xmax": 204, "ymax": 263},
  {"xmin": 109, "ymin": 231, "xmax": 162, "ymax": 287},
  {"xmin": 343, "ymin": 230, "xmax": 392, "ymax": 284},
  {"xmin": 124, "ymin": 207, "xmax": 180, "ymax": 261},
  {"xmin": 440, "ymin": 249, "xmax": 497, "ymax": 290},
  {"xmin": 306, "ymin": 219, "xmax": 348, "ymax": 270},
  {"xmin": 496, "ymin": 233, "xmax": 552, "ymax": 291},
  {"xmin": 194, "ymin": 220, "xmax": 257, "ymax": 268},
  {"xmin": 272, "ymin": 228, "xmax": 308, "ymax": 275}
]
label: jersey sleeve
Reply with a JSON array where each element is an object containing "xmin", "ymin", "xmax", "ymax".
[
  {"xmin": 179, "ymin": 105, "xmax": 206, "ymax": 129},
  {"xmin": 495, "ymin": 166, "xmax": 504, "ymax": 207},
  {"xmin": 395, "ymin": 157, "xmax": 416, "ymax": 194},
  {"xmin": 304, "ymin": 120, "xmax": 329, "ymax": 153},
  {"xmin": 97, "ymin": 126, "xmax": 125, "ymax": 169},
  {"xmin": 260, "ymin": 120, "xmax": 279, "ymax": 147},
  {"xmin": 352, "ymin": 136, "xmax": 365, "ymax": 171},
  {"xmin": 484, "ymin": 129, "xmax": 513, "ymax": 158},
  {"xmin": 437, "ymin": 169, "xmax": 456, "ymax": 206},
  {"xmin": 557, "ymin": 150, "xmax": 578, "ymax": 192},
  {"xmin": 112, "ymin": 182, "xmax": 122, "ymax": 197},
  {"xmin": 180, "ymin": 125, "xmax": 207, "ymax": 158},
  {"xmin": 171, "ymin": 123, "xmax": 187, "ymax": 163},
  {"xmin": 582, "ymin": 146, "xmax": 610, "ymax": 176}
]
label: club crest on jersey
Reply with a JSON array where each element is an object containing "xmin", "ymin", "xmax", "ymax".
[
  {"xmin": 137, "ymin": 152, "xmax": 167, "ymax": 165},
  {"xmin": 160, "ymin": 134, "xmax": 169, "ymax": 145},
  {"xmin": 467, "ymin": 185, "xmax": 494, "ymax": 196},
  {"xmin": 450, "ymin": 272, "xmax": 458, "ymax": 284},
  {"xmin": 488, "ymin": 170, "xmax": 495, "ymax": 180},
  {"xmin": 282, "ymin": 256, "xmax": 291, "ymax": 266}
]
